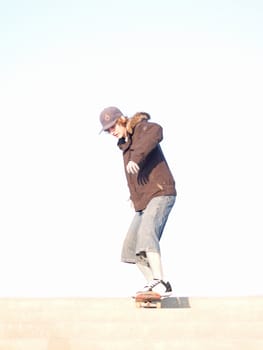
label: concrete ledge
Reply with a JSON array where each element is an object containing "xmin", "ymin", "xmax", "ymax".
[{"xmin": 0, "ymin": 297, "xmax": 262, "ymax": 350}]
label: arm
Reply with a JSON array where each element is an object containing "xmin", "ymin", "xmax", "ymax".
[{"xmin": 130, "ymin": 121, "xmax": 163, "ymax": 166}]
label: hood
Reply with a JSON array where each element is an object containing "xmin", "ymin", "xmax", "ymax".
[{"xmin": 126, "ymin": 112, "xmax": 151, "ymax": 134}]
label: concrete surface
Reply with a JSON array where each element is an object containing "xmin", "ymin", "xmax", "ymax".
[{"xmin": 0, "ymin": 296, "xmax": 262, "ymax": 350}]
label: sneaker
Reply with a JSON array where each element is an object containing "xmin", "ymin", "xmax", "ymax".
[
  {"xmin": 136, "ymin": 279, "xmax": 161, "ymax": 294},
  {"xmin": 161, "ymin": 280, "xmax": 172, "ymax": 296},
  {"xmin": 136, "ymin": 279, "xmax": 173, "ymax": 297}
]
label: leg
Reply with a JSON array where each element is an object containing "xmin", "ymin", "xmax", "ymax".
[
  {"xmin": 136, "ymin": 196, "xmax": 176, "ymax": 280},
  {"xmin": 136, "ymin": 253, "xmax": 154, "ymax": 282},
  {"xmin": 146, "ymin": 251, "xmax": 163, "ymax": 280},
  {"xmin": 121, "ymin": 213, "xmax": 156, "ymax": 291},
  {"xmin": 121, "ymin": 211, "xmax": 142, "ymax": 264}
]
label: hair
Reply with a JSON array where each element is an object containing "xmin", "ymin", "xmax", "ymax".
[
  {"xmin": 116, "ymin": 116, "xmax": 128, "ymax": 128},
  {"xmin": 132, "ymin": 112, "xmax": 151, "ymax": 120}
]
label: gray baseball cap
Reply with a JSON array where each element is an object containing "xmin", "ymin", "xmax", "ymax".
[{"xmin": 99, "ymin": 106, "xmax": 123, "ymax": 133}]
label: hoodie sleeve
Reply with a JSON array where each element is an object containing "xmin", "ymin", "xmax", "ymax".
[{"xmin": 130, "ymin": 121, "xmax": 163, "ymax": 165}]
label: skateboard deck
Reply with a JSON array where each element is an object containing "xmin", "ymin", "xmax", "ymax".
[{"xmin": 135, "ymin": 291, "xmax": 162, "ymax": 308}]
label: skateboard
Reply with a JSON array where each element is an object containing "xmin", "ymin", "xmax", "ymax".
[{"xmin": 135, "ymin": 291, "xmax": 162, "ymax": 308}]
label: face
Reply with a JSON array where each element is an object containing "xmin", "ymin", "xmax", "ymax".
[{"xmin": 107, "ymin": 122, "xmax": 127, "ymax": 139}]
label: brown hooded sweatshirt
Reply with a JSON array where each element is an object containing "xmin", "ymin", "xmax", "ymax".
[{"xmin": 118, "ymin": 113, "xmax": 176, "ymax": 211}]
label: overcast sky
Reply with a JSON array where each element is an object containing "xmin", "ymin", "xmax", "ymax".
[{"xmin": 1, "ymin": 0, "xmax": 263, "ymax": 297}]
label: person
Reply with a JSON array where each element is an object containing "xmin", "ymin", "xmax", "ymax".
[{"xmin": 99, "ymin": 106, "xmax": 177, "ymax": 297}]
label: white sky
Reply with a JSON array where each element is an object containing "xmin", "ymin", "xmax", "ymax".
[{"xmin": 0, "ymin": 0, "xmax": 263, "ymax": 297}]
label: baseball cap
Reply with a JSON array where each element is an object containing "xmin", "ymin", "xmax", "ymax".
[{"xmin": 99, "ymin": 106, "xmax": 123, "ymax": 133}]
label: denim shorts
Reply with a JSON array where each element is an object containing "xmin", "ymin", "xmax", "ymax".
[{"xmin": 121, "ymin": 195, "xmax": 176, "ymax": 264}]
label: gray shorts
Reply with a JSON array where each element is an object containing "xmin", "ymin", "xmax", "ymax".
[{"xmin": 121, "ymin": 195, "xmax": 176, "ymax": 264}]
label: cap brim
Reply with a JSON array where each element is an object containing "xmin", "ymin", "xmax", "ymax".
[{"xmin": 99, "ymin": 120, "xmax": 117, "ymax": 134}]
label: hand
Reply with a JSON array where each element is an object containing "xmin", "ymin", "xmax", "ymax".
[{"xmin": 126, "ymin": 161, "xmax": 140, "ymax": 174}]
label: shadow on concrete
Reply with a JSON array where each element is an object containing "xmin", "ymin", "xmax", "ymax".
[{"xmin": 161, "ymin": 297, "xmax": 191, "ymax": 309}]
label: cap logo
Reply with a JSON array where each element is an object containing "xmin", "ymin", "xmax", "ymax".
[{"xmin": 104, "ymin": 113, "xmax": 111, "ymax": 121}]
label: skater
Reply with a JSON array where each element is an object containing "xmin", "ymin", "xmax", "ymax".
[{"xmin": 99, "ymin": 106, "xmax": 177, "ymax": 296}]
